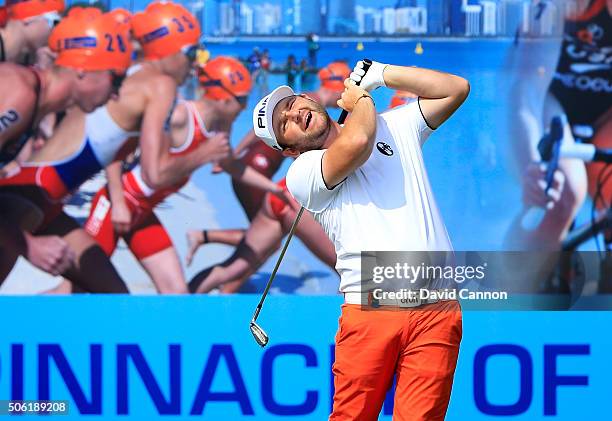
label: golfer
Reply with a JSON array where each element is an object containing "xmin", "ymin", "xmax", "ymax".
[{"xmin": 252, "ymin": 60, "xmax": 469, "ymax": 420}]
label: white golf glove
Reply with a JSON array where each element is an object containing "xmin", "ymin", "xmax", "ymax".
[{"xmin": 349, "ymin": 60, "xmax": 388, "ymax": 92}]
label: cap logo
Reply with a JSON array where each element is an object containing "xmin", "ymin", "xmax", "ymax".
[
  {"xmin": 201, "ymin": 79, "xmax": 223, "ymax": 88},
  {"xmin": 142, "ymin": 26, "xmax": 169, "ymax": 44},
  {"xmin": 64, "ymin": 36, "xmax": 97, "ymax": 49},
  {"xmin": 257, "ymin": 96, "xmax": 268, "ymax": 129}
]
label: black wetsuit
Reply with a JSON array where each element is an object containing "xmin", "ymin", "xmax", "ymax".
[
  {"xmin": 548, "ymin": 0, "xmax": 612, "ymax": 128},
  {"xmin": 0, "ymin": 67, "xmax": 41, "ymax": 165}
]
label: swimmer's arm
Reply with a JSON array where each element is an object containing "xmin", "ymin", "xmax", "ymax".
[
  {"xmin": 0, "ymin": 220, "xmax": 27, "ymax": 259},
  {"xmin": 0, "ymin": 82, "xmax": 36, "ymax": 149},
  {"xmin": 139, "ymin": 77, "xmax": 203, "ymax": 189},
  {"xmin": 382, "ymin": 65, "xmax": 469, "ymax": 129},
  {"xmin": 234, "ymin": 129, "xmax": 259, "ymax": 156},
  {"xmin": 105, "ymin": 161, "xmax": 127, "ymax": 209},
  {"xmin": 322, "ymin": 80, "xmax": 377, "ymax": 188},
  {"xmin": 220, "ymin": 159, "xmax": 284, "ymax": 196}
]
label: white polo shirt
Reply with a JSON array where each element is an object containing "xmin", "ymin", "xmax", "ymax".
[{"xmin": 286, "ymin": 100, "xmax": 452, "ymax": 293}]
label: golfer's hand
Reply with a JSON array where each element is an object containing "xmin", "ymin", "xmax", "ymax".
[
  {"xmin": 337, "ymin": 79, "xmax": 373, "ymax": 113},
  {"xmin": 522, "ymin": 162, "xmax": 565, "ymax": 210},
  {"xmin": 349, "ymin": 60, "xmax": 387, "ymax": 92}
]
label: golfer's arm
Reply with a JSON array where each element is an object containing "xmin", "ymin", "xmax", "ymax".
[
  {"xmin": 383, "ymin": 65, "xmax": 470, "ymax": 129},
  {"xmin": 322, "ymin": 97, "xmax": 376, "ymax": 188}
]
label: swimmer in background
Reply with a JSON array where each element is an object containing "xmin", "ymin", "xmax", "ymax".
[
  {"xmin": 389, "ymin": 90, "xmax": 418, "ymax": 108},
  {"xmin": 187, "ymin": 178, "xmax": 336, "ymax": 294},
  {"xmin": 0, "ymin": 0, "xmax": 64, "ymax": 65},
  {"xmin": 83, "ymin": 56, "xmax": 286, "ymax": 294},
  {"xmin": 285, "ymin": 54, "xmax": 299, "ymax": 90},
  {"xmin": 299, "ymin": 58, "xmax": 317, "ymax": 92}
]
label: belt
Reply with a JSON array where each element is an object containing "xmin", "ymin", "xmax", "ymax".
[{"xmin": 344, "ymin": 289, "xmax": 450, "ymax": 308}]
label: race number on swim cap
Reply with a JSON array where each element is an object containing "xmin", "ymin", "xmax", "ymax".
[
  {"xmin": 49, "ymin": 7, "xmax": 132, "ymax": 74},
  {"xmin": 131, "ymin": 1, "xmax": 201, "ymax": 60},
  {"xmin": 198, "ymin": 56, "xmax": 253, "ymax": 101}
]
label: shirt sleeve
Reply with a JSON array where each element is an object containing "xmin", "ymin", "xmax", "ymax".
[
  {"xmin": 286, "ymin": 149, "xmax": 339, "ymax": 213},
  {"xmin": 380, "ymin": 98, "xmax": 434, "ymax": 147}
]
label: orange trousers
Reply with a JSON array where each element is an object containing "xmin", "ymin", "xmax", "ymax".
[{"xmin": 330, "ymin": 300, "xmax": 462, "ymax": 421}]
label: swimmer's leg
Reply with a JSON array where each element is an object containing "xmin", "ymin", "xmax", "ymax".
[
  {"xmin": 190, "ymin": 210, "xmax": 282, "ymax": 293},
  {"xmin": 0, "ymin": 220, "xmax": 24, "ymax": 283},
  {"xmin": 124, "ymin": 213, "xmax": 188, "ymax": 294},
  {"xmin": 39, "ymin": 212, "xmax": 129, "ymax": 293},
  {"xmin": 186, "ymin": 228, "xmax": 246, "ymax": 267}
]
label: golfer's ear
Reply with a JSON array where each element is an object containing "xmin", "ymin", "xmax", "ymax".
[{"xmin": 282, "ymin": 148, "xmax": 300, "ymax": 158}]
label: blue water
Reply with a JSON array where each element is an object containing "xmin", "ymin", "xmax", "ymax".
[{"xmin": 191, "ymin": 39, "xmax": 594, "ymax": 292}]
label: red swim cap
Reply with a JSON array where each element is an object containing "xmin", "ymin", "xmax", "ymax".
[
  {"xmin": 132, "ymin": 1, "xmax": 200, "ymax": 60},
  {"xmin": 199, "ymin": 56, "xmax": 252, "ymax": 100},
  {"xmin": 6, "ymin": 0, "xmax": 64, "ymax": 21},
  {"xmin": 49, "ymin": 7, "xmax": 132, "ymax": 74}
]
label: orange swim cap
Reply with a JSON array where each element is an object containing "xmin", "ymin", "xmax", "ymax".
[
  {"xmin": 6, "ymin": 0, "xmax": 64, "ymax": 21},
  {"xmin": 132, "ymin": 1, "xmax": 200, "ymax": 60},
  {"xmin": 318, "ymin": 61, "xmax": 350, "ymax": 92},
  {"xmin": 199, "ymin": 56, "xmax": 252, "ymax": 101},
  {"xmin": 49, "ymin": 7, "xmax": 132, "ymax": 74},
  {"xmin": 107, "ymin": 7, "xmax": 132, "ymax": 35},
  {"xmin": 389, "ymin": 90, "xmax": 417, "ymax": 109}
]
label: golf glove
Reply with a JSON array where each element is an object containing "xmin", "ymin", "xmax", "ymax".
[{"xmin": 349, "ymin": 60, "xmax": 388, "ymax": 92}]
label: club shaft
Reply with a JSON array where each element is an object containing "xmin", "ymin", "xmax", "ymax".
[
  {"xmin": 338, "ymin": 59, "xmax": 372, "ymax": 124},
  {"xmin": 252, "ymin": 206, "xmax": 305, "ymax": 322}
]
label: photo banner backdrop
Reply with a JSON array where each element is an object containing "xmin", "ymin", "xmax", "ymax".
[{"xmin": 0, "ymin": 296, "xmax": 607, "ymax": 420}]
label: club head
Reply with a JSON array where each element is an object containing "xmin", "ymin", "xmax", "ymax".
[{"xmin": 250, "ymin": 321, "xmax": 269, "ymax": 347}]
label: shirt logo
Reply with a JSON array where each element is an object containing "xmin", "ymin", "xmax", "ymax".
[{"xmin": 376, "ymin": 142, "xmax": 393, "ymax": 156}]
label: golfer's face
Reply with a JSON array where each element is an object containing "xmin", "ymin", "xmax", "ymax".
[{"xmin": 272, "ymin": 95, "xmax": 330, "ymax": 150}]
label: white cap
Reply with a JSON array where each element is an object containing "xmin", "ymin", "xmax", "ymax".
[{"xmin": 252, "ymin": 85, "xmax": 295, "ymax": 151}]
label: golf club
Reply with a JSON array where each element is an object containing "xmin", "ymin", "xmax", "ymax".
[{"xmin": 250, "ymin": 58, "xmax": 373, "ymax": 347}]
